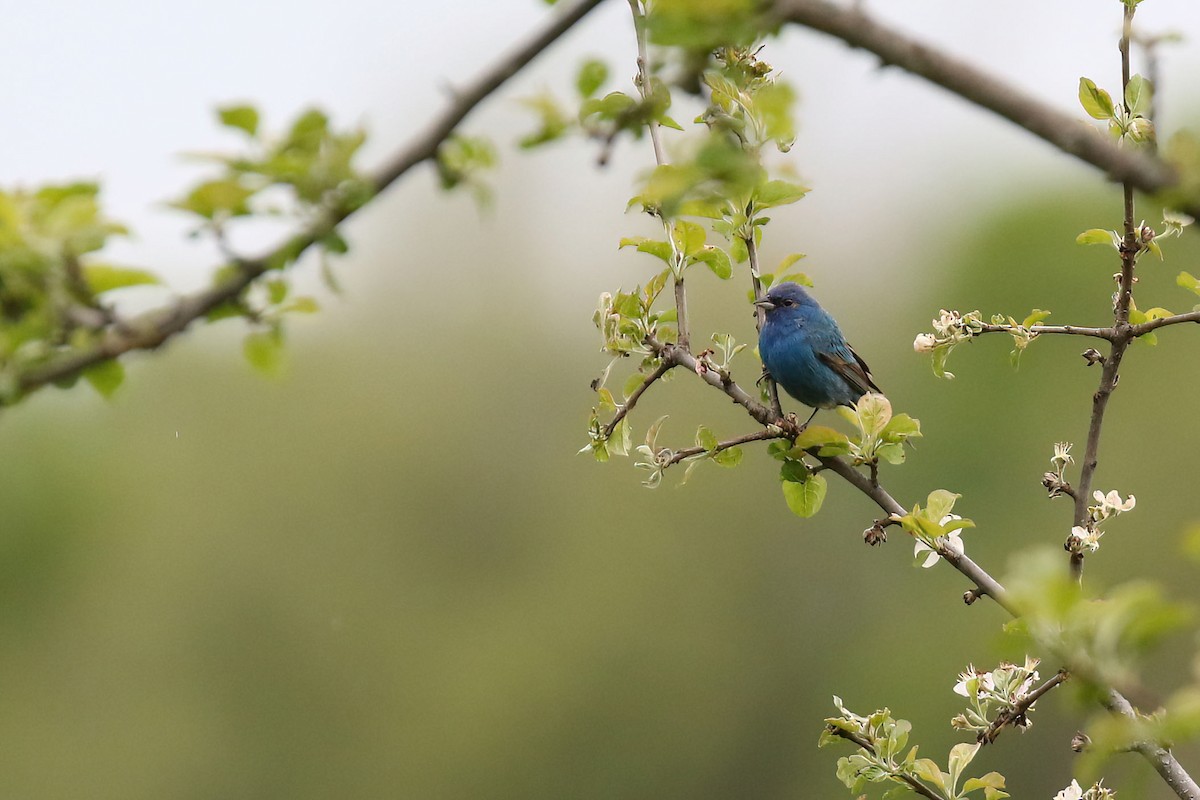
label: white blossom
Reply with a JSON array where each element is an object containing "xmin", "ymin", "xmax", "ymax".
[
  {"xmin": 913, "ymin": 333, "xmax": 937, "ymax": 353},
  {"xmin": 1052, "ymin": 442, "xmax": 1074, "ymax": 467},
  {"xmin": 1067, "ymin": 525, "xmax": 1102, "ymax": 553},
  {"xmin": 1054, "ymin": 779, "xmax": 1084, "ymax": 800},
  {"xmin": 914, "ymin": 515, "xmax": 965, "ymax": 568}
]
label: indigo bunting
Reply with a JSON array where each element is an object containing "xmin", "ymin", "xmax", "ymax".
[{"xmin": 755, "ymin": 282, "xmax": 880, "ymax": 424}]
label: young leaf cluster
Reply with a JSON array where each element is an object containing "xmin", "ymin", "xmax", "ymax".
[
  {"xmin": 0, "ymin": 182, "xmax": 138, "ymax": 399},
  {"xmin": 177, "ymin": 106, "xmax": 369, "ymax": 376},
  {"xmin": 177, "ymin": 105, "xmax": 372, "ymax": 234},
  {"xmin": 820, "ymin": 697, "xmax": 1008, "ymax": 800}
]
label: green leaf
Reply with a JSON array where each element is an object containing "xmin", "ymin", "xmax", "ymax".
[
  {"xmin": 854, "ymin": 393, "xmax": 892, "ymax": 439},
  {"xmin": 779, "ymin": 460, "xmax": 808, "ymax": 483},
  {"xmin": 781, "ymin": 471, "xmax": 826, "ymax": 517},
  {"xmin": 792, "ymin": 425, "xmax": 851, "ymax": 456},
  {"xmin": 776, "ymin": 253, "xmax": 806, "ymax": 272},
  {"xmin": 217, "ymin": 104, "xmax": 260, "ymax": 137},
  {"xmin": 1022, "ymin": 309, "xmax": 1052, "ymax": 328},
  {"xmin": 713, "ymin": 447, "xmax": 742, "ymax": 467},
  {"xmin": 1076, "ymin": 228, "xmax": 1118, "ymax": 246},
  {"xmin": 580, "ymin": 91, "xmax": 636, "ymax": 121},
  {"xmin": 243, "ymin": 329, "xmax": 284, "ymax": 377},
  {"xmin": 644, "ymin": 414, "xmax": 669, "ymax": 448},
  {"xmin": 964, "ymin": 772, "xmax": 1009, "ymax": 800},
  {"xmin": 266, "ymin": 279, "xmax": 289, "ymax": 306},
  {"xmin": 925, "ymin": 490, "xmax": 960, "ymax": 522},
  {"xmin": 1079, "ymin": 78, "xmax": 1115, "ymax": 120},
  {"xmin": 729, "ymin": 236, "xmax": 748, "ymax": 264},
  {"xmin": 82, "ymin": 264, "xmax": 160, "ymax": 294},
  {"xmin": 619, "ymin": 236, "xmax": 674, "ymax": 264},
  {"xmin": 946, "ymin": 742, "xmax": 979, "ymax": 792},
  {"xmin": 696, "ymin": 424, "xmax": 719, "ymax": 451},
  {"xmin": 1178, "ymin": 271, "xmax": 1200, "ymax": 297},
  {"xmin": 754, "ymin": 179, "xmax": 809, "ymax": 209},
  {"xmin": 624, "ymin": 371, "xmax": 650, "ymax": 399},
  {"xmin": 673, "ymin": 220, "xmax": 706, "ymax": 256},
  {"xmin": 172, "ymin": 179, "xmax": 255, "ymax": 220},
  {"xmin": 320, "ymin": 231, "xmax": 350, "ymax": 255},
  {"xmin": 881, "ymin": 413, "xmax": 921, "ymax": 442},
  {"xmin": 691, "ymin": 246, "xmax": 732, "ymax": 279},
  {"xmin": 1125, "ymin": 74, "xmax": 1152, "ymax": 117},
  {"xmin": 83, "ymin": 359, "xmax": 125, "ymax": 399},
  {"xmin": 875, "ymin": 443, "xmax": 906, "ymax": 465},
  {"xmin": 285, "ymin": 297, "xmax": 319, "ymax": 314},
  {"xmin": 575, "ymin": 58, "xmax": 608, "ymax": 99},
  {"xmin": 911, "ymin": 759, "xmax": 947, "ymax": 790},
  {"xmin": 609, "ymin": 417, "xmax": 632, "ymax": 457}
]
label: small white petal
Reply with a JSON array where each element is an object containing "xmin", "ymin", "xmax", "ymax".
[
  {"xmin": 913, "ymin": 333, "xmax": 938, "ymax": 353},
  {"xmin": 1054, "ymin": 779, "xmax": 1084, "ymax": 800}
]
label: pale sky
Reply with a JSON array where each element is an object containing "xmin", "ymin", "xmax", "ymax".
[{"xmin": 2, "ymin": 1, "xmax": 1196, "ymax": 299}]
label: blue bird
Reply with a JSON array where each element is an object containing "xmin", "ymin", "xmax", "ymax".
[{"xmin": 755, "ymin": 282, "xmax": 881, "ymax": 426}]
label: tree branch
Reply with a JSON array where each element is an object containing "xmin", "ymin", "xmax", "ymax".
[
  {"xmin": 663, "ymin": 428, "xmax": 785, "ymax": 467},
  {"xmin": 769, "ymin": 0, "xmax": 1185, "ymax": 211},
  {"xmin": 1105, "ymin": 690, "xmax": 1200, "ymax": 800},
  {"xmin": 16, "ymin": 0, "xmax": 608, "ymax": 398},
  {"xmin": 656, "ymin": 340, "xmax": 783, "ymax": 428}
]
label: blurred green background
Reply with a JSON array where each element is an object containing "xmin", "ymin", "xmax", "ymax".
[{"xmin": 3, "ymin": 0, "xmax": 1200, "ymax": 795}]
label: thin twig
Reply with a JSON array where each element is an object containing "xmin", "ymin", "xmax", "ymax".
[
  {"xmin": 1130, "ymin": 309, "xmax": 1200, "ymax": 336},
  {"xmin": 1071, "ymin": 3, "xmax": 1140, "ymax": 583},
  {"xmin": 978, "ymin": 670, "xmax": 1069, "ymax": 745},
  {"xmin": 664, "ymin": 428, "xmax": 785, "ymax": 466},
  {"xmin": 769, "ymin": 0, "xmax": 1186, "ymax": 214},
  {"xmin": 603, "ymin": 360, "xmax": 674, "ymax": 438},
  {"xmin": 975, "ymin": 323, "xmax": 1114, "ymax": 340},
  {"xmin": 627, "ymin": 0, "xmax": 665, "ymax": 166},
  {"xmin": 16, "ymin": 0, "xmax": 607, "ymax": 398},
  {"xmin": 628, "ymin": 0, "xmax": 691, "ymax": 350},
  {"xmin": 745, "ymin": 231, "xmax": 783, "ymax": 416}
]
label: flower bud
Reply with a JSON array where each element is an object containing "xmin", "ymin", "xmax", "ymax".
[{"xmin": 913, "ymin": 333, "xmax": 937, "ymax": 353}]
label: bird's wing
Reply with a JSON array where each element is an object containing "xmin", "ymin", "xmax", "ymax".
[{"xmin": 817, "ymin": 344, "xmax": 882, "ymax": 397}]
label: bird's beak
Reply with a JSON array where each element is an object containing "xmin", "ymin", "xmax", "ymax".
[{"xmin": 753, "ymin": 298, "xmax": 775, "ymax": 311}]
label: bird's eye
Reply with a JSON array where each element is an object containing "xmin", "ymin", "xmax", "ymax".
[{"xmin": 781, "ymin": 299, "xmax": 795, "ymax": 307}]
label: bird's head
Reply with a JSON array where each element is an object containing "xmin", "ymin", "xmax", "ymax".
[{"xmin": 753, "ymin": 282, "xmax": 816, "ymax": 316}]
